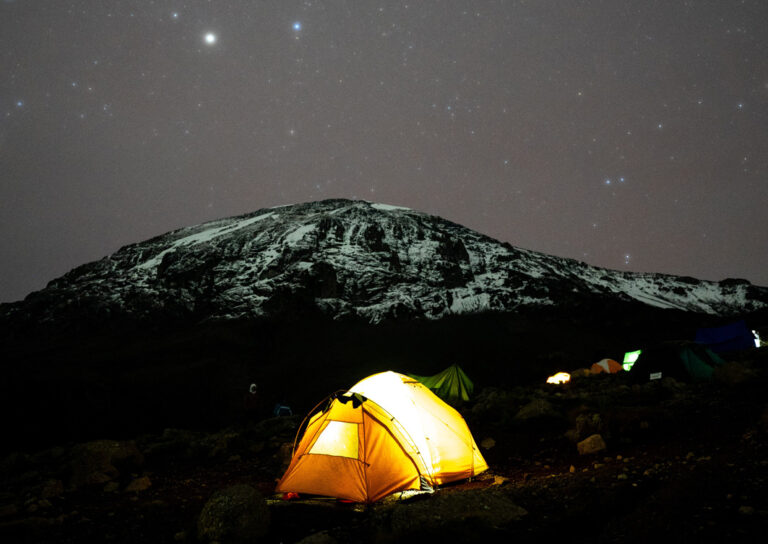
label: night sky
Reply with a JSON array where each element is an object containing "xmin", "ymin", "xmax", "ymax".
[{"xmin": 2, "ymin": 1, "xmax": 767, "ymax": 303}]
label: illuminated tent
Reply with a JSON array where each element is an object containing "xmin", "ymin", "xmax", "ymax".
[
  {"xmin": 276, "ymin": 372, "xmax": 487, "ymax": 503},
  {"xmin": 622, "ymin": 350, "xmax": 642, "ymax": 371},
  {"xmin": 409, "ymin": 364, "xmax": 474, "ymax": 403},
  {"xmin": 590, "ymin": 358, "xmax": 623, "ymax": 374}
]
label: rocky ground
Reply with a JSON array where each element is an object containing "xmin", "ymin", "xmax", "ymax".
[{"xmin": 1, "ymin": 348, "xmax": 767, "ymax": 543}]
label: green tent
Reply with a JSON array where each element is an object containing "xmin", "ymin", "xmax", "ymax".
[
  {"xmin": 628, "ymin": 342, "xmax": 725, "ymax": 383},
  {"xmin": 409, "ymin": 364, "xmax": 474, "ymax": 404}
]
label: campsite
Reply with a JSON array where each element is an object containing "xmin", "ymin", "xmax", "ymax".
[
  {"xmin": 1, "ymin": 201, "xmax": 767, "ymax": 542},
  {"xmin": 1, "ymin": 340, "xmax": 766, "ymax": 543}
]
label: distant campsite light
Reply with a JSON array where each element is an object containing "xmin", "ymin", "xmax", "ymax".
[
  {"xmin": 752, "ymin": 330, "xmax": 761, "ymax": 348},
  {"xmin": 546, "ymin": 372, "xmax": 571, "ymax": 385},
  {"xmin": 623, "ymin": 349, "xmax": 642, "ymax": 371}
]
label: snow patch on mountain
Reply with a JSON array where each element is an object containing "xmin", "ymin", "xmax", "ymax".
[{"xmin": 2, "ymin": 199, "xmax": 765, "ymax": 326}]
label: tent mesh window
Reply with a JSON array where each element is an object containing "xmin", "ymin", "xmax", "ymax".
[{"xmin": 308, "ymin": 421, "xmax": 359, "ymax": 459}]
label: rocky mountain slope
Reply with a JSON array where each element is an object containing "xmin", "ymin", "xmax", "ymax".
[{"xmin": 2, "ymin": 199, "xmax": 766, "ymax": 330}]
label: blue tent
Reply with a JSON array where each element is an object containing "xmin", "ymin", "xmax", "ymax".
[{"xmin": 695, "ymin": 321, "xmax": 755, "ymax": 353}]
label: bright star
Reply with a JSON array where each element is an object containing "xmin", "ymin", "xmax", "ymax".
[
  {"xmin": 204, "ymin": 32, "xmax": 217, "ymax": 45},
  {"xmin": 16, "ymin": 100, "xmax": 23, "ymax": 107},
  {"xmin": 293, "ymin": 22, "xmax": 302, "ymax": 31},
  {"xmin": 171, "ymin": 12, "xmax": 179, "ymax": 19}
]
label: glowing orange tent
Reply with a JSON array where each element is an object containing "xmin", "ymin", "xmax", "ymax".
[
  {"xmin": 590, "ymin": 358, "xmax": 623, "ymax": 374},
  {"xmin": 276, "ymin": 371, "xmax": 487, "ymax": 503}
]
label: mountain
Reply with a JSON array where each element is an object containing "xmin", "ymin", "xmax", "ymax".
[
  {"xmin": 2, "ymin": 199, "xmax": 766, "ymax": 332},
  {"xmin": 2, "ymin": 199, "xmax": 767, "ymax": 451}
]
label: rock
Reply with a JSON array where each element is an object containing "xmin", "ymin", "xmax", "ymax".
[
  {"xmin": 277, "ymin": 442, "xmax": 294, "ymax": 468},
  {"xmin": 197, "ymin": 484, "xmax": 270, "ymax": 543},
  {"xmin": 141, "ymin": 428, "xmax": 199, "ymax": 462},
  {"xmin": 40, "ymin": 479, "xmax": 64, "ymax": 499},
  {"xmin": 200, "ymin": 431, "xmax": 241, "ymax": 459},
  {"xmin": 103, "ymin": 482, "xmax": 120, "ymax": 493},
  {"xmin": 296, "ymin": 530, "xmax": 338, "ymax": 544},
  {"xmin": 0, "ymin": 503, "xmax": 19, "ymax": 518},
  {"xmin": 566, "ymin": 412, "xmax": 604, "ymax": 443},
  {"xmin": 480, "ymin": 437, "xmax": 496, "ymax": 450},
  {"xmin": 716, "ymin": 362, "xmax": 758, "ymax": 386},
  {"xmin": 739, "ymin": 505, "xmax": 755, "ymax": 515},
  {"xmin": 514, "ymin": 398, "xmax": 559, "ymax": 422},
  {"xmin": 125, "ymin": 476, "xmax": 152, "ymax": 493},
  {"xmin": 69, "ymin": 440, "xmax": 144, "ymax": 489},
  {"xmin": 390, "ymin": 488, "xmax": 526, "ymax": 536},
  {"xmin": 471, "ymin": 388, "xmax": 514, "ymax": 420},
  {"xmin": 577, "ymin": 434, "xmax": 607, "ymax": 455},
  {"xmin": 492, "ymin": 475, "xmax": 509, "ymax": 486}
]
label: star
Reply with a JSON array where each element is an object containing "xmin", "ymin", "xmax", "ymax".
[
  {"xmin": 204, "ymin": 32, "xmax": 217, "ymax": 45},
  {"xmin": 293, "ymin": 22, "xmax": 302, "ymax": 31}
]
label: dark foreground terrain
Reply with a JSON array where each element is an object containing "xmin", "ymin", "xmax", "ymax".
[{"xmin": 2, "ymin": 348, "xmax": 767, "ymax": 543}]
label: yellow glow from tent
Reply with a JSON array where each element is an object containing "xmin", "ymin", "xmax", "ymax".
[
  {"xmin": 309, "ymin": 421, "xmax": 359, "ymax": 459},
  {"xmin": 622, "ymin": 349, "xmax": 642, "ymax": 371},
  {"xmin": 546, "ymin": 372, "xmax": 571, "ymax": 384}
]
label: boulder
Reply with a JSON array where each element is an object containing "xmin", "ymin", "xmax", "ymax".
[
  {"xmin": 39, "ymin": 479, "xmax": 64, "ymax": 499},
  {"xmin": 197, "ymin": 484, "xmax": 270, "ymax": 543},
  {"xmin": 577, "ymin": 434, "xmax": 607, "ymax": 455},
  {"xmin": 390, "ymin": 488, "xmax": 526, "ymax": 537},
  {"xmin": 566, "ymin": 412, "xmax": 604, "ymax": 442},
  {"xmin": 125, "ymin": 476, "xmax": 152, "ymax": 493},
  {"xmin": 480, "ymin": 437, "xmax": 496, "ymax": 450},
  {"xmin": 514, "ymin": 398, "xmax": 559, "ymax": 422},
  {"xmin": 296, "ymin": 530, "xmax": 338, "ymax": 544},
  {"xmin": 277, "ymin": 442, "xmax": 294, "ymax": 469},
  {"xmin": 69, "ymin": 440, "xmax": 143, "ymax": 489},
  {"xmin": 714, "ymin": 362, "xmax": 756, "ymax": 386}
]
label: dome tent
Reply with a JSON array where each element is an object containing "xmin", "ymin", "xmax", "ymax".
[
  {"xmin": 276, "ymin": 372, "xmax": 487, "ymax": 503},
  {"xmin": 590, "ymin": 358, "xmax": 623, "ymax": 374},
  {"xmin": 695, "ymin": 320, "xmax": 757, "ymax": 353},
  {"xmin": 349, "ymin": 371, "xmax": 487, "ymax": 485}
]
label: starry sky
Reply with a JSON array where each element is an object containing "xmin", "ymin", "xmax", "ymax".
[{"xmin": 1, "ymin": 1, "xmax": 767, "ymax": 303}]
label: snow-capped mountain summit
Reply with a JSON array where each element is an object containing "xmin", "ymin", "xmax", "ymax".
[{"xmin": 3, "ymin": 199, "xmax": 766, "ymax": 328}]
